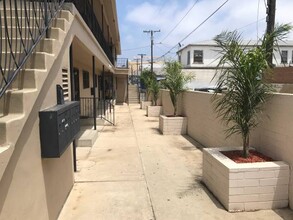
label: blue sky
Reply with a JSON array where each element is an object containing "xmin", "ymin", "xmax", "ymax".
[{"xmin": 116, "ymin": 0, "xmax": 293, "ymax": 61}]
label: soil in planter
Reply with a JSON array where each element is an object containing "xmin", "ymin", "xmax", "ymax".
[{"xmin": 221, "ymin": 150, "xmax": 274, "ymax": 163}]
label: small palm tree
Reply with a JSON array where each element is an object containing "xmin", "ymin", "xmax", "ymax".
[
  {"xmin": 213, "ymin": 24, "xmax": 292, "ymax": 158},
  {"xmin": 163, "ymin": 61, "xmax": 194, "ymax": 116},
  {"xmin": 149, "ymin": 78, "xmax": 160, "ymax": 106},
  {"xmin": 140, "ymin": 69, "xmax": 156, "ymax": 101}
]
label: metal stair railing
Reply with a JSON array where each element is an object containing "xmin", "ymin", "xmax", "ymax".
[
  {"xmin": 0, "ymin": 0, "xmax": 65, "ymax": 98},
  {"xmin": 80, "ymin": 97, "xmax": 115, "ymax": 125}
]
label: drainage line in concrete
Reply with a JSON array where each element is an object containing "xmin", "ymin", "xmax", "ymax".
[{"xmin": 128, "ymin": 105, "xmax": 157, "ymax": 220}]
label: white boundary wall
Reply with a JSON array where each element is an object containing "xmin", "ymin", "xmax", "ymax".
[{"xmin": 161, "ymin": 89, "xmax": 293, "ymax": 209}]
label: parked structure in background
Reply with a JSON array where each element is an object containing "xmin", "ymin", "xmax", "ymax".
[
  {"xmin": 0, "ymin": 0, "xmax": 127, "ymax": 219},
  {"xmin": 177, "ymin": 40, "xmax": 293, "ymax": 90}
]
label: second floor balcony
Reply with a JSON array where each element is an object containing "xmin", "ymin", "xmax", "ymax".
[{"xmin": 66, "ymin": 0, "xmax": 116, "ymax": 64}]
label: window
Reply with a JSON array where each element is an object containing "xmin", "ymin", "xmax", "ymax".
[
  {"xmin": 281, "ymin": 50, "xmax": 288, "ymax": 64},
  {"xmin": 193, "ymin": 50, "xmax": 203, "ymax": 63},
  {"xmin": 83, "ymin": 70, "xmax": 90, "ymax": 89},
  {"xmin": 187, "ymin": 51, "xmax": 190, "ymax": 65},
  {"xmin": 292, "ymin": 50, "xmax": 293, "ymax": 64}
]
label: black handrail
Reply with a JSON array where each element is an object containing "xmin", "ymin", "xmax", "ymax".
[
  {"xmin": 80, "ymin": 97, "xmax": 115, "ymax": 125},
  {"xmin": 66, "ymin": 0, "xmax": 114, "ymax": 64},
  {"xmin": 0, "ymin": 0, "xmax": 65, "ymax": 98},
  {"xmin": 116, "ymin": 58, "xmax": 128, "ymax": 69}
]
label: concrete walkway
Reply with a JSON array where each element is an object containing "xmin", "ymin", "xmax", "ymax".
[{"xmin": 58, "ymin": 104, "xmax": 293, "ymax": 220}]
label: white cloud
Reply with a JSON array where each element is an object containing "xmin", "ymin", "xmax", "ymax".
[{"xmin": 122, "ymin": 0, "xmax": 293, "ymax": 58}]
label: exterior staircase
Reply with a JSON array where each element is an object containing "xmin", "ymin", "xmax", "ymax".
[
  {"xmin": 128, "ymin": 84, "xmax": 140, "ymax": 104},
  {"xmin": 0, "ymin": 3, "xmax": 73, "ymax": 181}
]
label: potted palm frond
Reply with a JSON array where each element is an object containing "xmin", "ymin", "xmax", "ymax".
[
  {"xmin": 147, "ymin": 77, "xmax": 162, "ymax": 117},
  {"xmin": 203, "ymin": 24, "xmax": 292, "ymax": 212},
  {"xmin": 140, "ymin": 69, "xmax": 154, "ymax": 109},
  {"xmin": 159, "ymin": 61, "xmax": 194, "ymax": 134}
]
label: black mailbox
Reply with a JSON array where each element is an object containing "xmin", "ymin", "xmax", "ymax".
[{"xmin": 39, "ymin": 101, "xmax": 80, "ymax": 158}]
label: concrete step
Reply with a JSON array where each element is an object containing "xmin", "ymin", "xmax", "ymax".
[
  {"xmin": 76, "ymin": 129, "xmax": 99, "ymax": 148},
  {"xmin": 0, "ymin": 2, "xmax": 57, "ymax": 10},
  {"xmin": 5, "ymin": 88, "xmax": 38, "ymax": 114},
  {"xmin": 0, "ymin": 114, "xmax": 24, "ymax": 145},
  {"xmin": 1, "ymin": 38, "xmax": 58, "ymax": 54},
  {"xmin": 0, "ymin": 144, "xmax": 14, "ymax": 181},
  {"xmin": 59, "ymin": 10, "xmax": 72, "ymax": 22},
  {"xmin": 0, "ymin": 98, "xmax": 4, "ymax": 116},
  {"xmin": 49, "ymin": 27, "xmax": 66, "ymax": 40},
  {"xmin": 0, "ymin": 10, "xmax": 71, "ymax": 25},
  {"xmin": 1, "ymin": 52, "xmax": 54, "ymax": 69},
  {"xmin": 9, "ymin": 69, "xmax": 47, "ymax": 91},
  {"xmin": 1, "ymin": 18, "xmax": 67, "ymax": 37}
]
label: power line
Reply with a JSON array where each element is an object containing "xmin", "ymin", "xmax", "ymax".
[
  {"xmin": 160, "ymin": 0, "xmax": 199, "ymax": 43},
  {"xmin": 122, "ymin": 45, "xmax": 150, "ymax": 51},
  {"xmin": 157, "ymin": 0, "xmax": 229, "ymax": 60},
  {"xmin": 236, "ymin": 17, "xmax": 266, "ymax": 31},
  {"xmin": 179, "ymin": 0, "xmax": 229, "ymax": 45}
]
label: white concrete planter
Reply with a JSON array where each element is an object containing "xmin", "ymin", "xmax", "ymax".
[
  {"xmin": 203, "ymin": 147, "xmax": 289, "ymax": 212},
  {"xmin": 147, "ymin": 106, "xmax": 162, "ymax": 117},
  {"xmin": 140, "ymin": 101, "xmax": 152, "ymax": 110},
  {"xmin": 159, "ymin": 115, "xmax": 187, "ymax": 135}
]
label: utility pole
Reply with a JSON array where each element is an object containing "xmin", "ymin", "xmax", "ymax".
[
  {"xmin": 135, "ymin": 58, "xmax": 139, "ymax": 75},
  {"xmin": 143, "ymin": 30, "xmax": 160, "ymax": 74},
  {"xmin": 138, "ymin": 53, "xmax": 146, "ymax": 75},
  {"xmin": 134, "ymin": 58, "xmax": 140, "ymax": 85},
  {"xmin": 266, "ymin": 0, "xmax": 276, "ymax": 67}
]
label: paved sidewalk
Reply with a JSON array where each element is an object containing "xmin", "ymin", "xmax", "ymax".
[{"xmin": 58, "ymin": 104, "xmax": 293, "ymax": 220}]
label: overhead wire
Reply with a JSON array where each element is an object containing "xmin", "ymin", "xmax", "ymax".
[
  {"xmin": 122, "ymin": 45, "xmax": 150, "ymax": 51},
  {"xmin": 160, "ymin": 0, "xmax": 199, "ymax": 43},
  {"xmin": 236, "ymin": 17, "xmax": 266, "ymax": 31},
  {"xmin": 157, "ymin": 0, "xmax": 230, "ymax": 60}
]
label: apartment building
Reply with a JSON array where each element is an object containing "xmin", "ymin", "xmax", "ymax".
[
  {"xmin": 177, "ymin": 40, "xmax": 293, "ymax": 89},
  {"xmin": 0, "ymin": 0, "xmax": 127, "ymax": 219}
]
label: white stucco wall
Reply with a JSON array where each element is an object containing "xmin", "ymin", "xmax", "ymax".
[
  {"xmin": 161, "ymin": 89, "xmax": 293, "ymax": 209},
  {"xmin": 178, "ymin": 41, "xmax": 293, "ymax": 68}
]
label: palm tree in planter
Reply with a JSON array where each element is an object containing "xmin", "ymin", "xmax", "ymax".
[
  {"xmin": 140, "ymin": 69, "xmax": 155, "ymax": 109},
  {"xmin": 146, "ymin": 78, "xmax": 162, "ymax": 117},
  {"xmin": 202, "ymin": 24, "xmax": 292, "ymax": 212},
  {"xmin": 159, "ymin": 61, "xmax": 194, "ymax": 134},
  {"xmin": 213, "ymin": 23, "xmax": 292, "ymax": 158}
]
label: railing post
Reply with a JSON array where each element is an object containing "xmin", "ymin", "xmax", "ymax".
[
  {"xmin": 92, "ymin": 56, "xmax": 97, "ymax": 130},
  {"xmin": 44, "ymin": 0, "xmax": 49, "ymax": 38}
]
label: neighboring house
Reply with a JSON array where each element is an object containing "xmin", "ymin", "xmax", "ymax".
[
  {"xmin": 128, "ymin": 58, "xmax": 165, "ymax": 87},
  {"xmin": 128, "ymin": 58, "xmax": 165, "ymax": 77},
  {"xmin": 0, "ymin": 1, "xmax": 127, "ymax": 219},
  {"xmin": 177, "ymin": 40, "xmax": 293, "ymax": 90}
]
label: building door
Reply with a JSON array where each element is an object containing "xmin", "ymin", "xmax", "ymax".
[{"xmin": 73, "ymin": 68, "xmax": 80, "ymax": 101}]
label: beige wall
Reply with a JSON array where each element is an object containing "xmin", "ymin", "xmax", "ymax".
[
  {"xmin": 0, "ymin": 3, "xmax": 121, "ymax": 219},
  {"xmin": 116, "ymin": 75, "xmax": 127, "ymax": 103},
  {"xmin": 0, "ymin": 38, "xmax": 74, "ymax": 219},
  {"xmin": 161, "ymin": 89, "xmax": 293, "ymax": 209},
  {"xmin": 72, "ymin": 60, "xmax": 95, "ymax": 98}
]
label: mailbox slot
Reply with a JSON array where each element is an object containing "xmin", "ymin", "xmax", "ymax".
[{"xmin": 39, "ymin": 101, "xmax": 80, "ymax": 158}]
